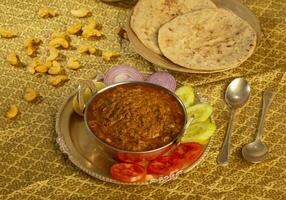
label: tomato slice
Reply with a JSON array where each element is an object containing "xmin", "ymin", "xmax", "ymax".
[
  {"xmin": 110, "ymin": 163, "xmax": 146, "ymax": 182},
  {"xmin": 171, "ymin": 142, "xmax": 203, "ymax": 166},
  {"xmin": 147, "ymin": 155, "xmax": 183, "ymax": 176}
]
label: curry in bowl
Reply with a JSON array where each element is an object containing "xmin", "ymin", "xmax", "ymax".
[{"xmin": 86, "ymin": 82, "xmax": 186, "ymax": 152}]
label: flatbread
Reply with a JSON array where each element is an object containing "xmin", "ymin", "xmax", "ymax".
[
  {"xmin": 158, "ymin": 8, "xmax": 257, "ymax": 70},
  {"xmin": 130, "ymin": 0, "xmax": 216, "ymax": 55}
]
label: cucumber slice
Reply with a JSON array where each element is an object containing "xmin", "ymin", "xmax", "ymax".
[
  {"xmin": 73, "ymin": 81, "xmax": 105, "ymax": 116},
  {"xmin": 181, "ymin": 121, "xmax": 216, "ymax": 143},
  {"xmin": 187, "ymin": 103, "xmax": 213, "ymax": 123},
  {"xmin": 92, "ymin": 80, "xmax": 105, "ymax": 91},
  {"xmin": 181, "ymin": 137, "xmax": 209, "ymax": 144},
  {"xmin": 175, "ymin": 85, "xmax": 195, "ymax": 108}
]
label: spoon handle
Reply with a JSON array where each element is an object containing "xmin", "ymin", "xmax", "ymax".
[
  {"xmin": 217, "ymin": 109, "xmax": 236, "ymax": 166},
  {"xmin": 256, "ymin": 90, "xmax": 273, "ymax": 140}
]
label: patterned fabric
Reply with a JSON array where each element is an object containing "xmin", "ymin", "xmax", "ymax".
[{"xmin": 0, "ymin": 0, "xmax": 285, "ymax": 199}]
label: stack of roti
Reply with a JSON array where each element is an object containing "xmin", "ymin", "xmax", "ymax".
[{"xmin": 130, "ymin": 0, "xmax": 257, "ymax": 71}]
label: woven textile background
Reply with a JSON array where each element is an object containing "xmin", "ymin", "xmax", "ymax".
[{"xmin": 0, "ymin": 0, "xmax": 285, "ymax": 199}]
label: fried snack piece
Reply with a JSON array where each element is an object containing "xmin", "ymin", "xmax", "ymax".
[
  {"xmin": 24, "ymin": 88, "xmax": 39, "ymax": 102},
  {"xmin": 67, "ymin": 23, "xmax": 82, "ymax": 35},
  {"xmin": 38, "ymin": 7, "xmax": 58, "ymax": 18},
  {"xmin": 0, "ymin": 28, "xmax": 17, "ymax": 38},
  {"xmin": 85, "ymin": 19, "xmax": 97, "ymax": 29},
  {"xmin": 49, "ymin": 37, "xmax": 69, "ymax": 49},
  {"xmin": 35, "ymin": 61, "xmax": 52, "ymax": 73},
  {"xmin": 51, "ymin": 32, "xmax": 70, "ymax": 40},
  {"xmin": 67, "ymin": 58, "xmax": 81, "ymax": 69},
  {"xmin": 82, "ymin": 28, "xmax": 102, "ymax": 38},
  {"xmin": 82, "ymin": 19, "xmax": 102, "ymax": 39},
  {"xmin": 47, "ymin": 47, "xmax": 60, "ymax": 61},
  {"xmin": 102, "ymin": 51, "xmax": 120, "ymax": 61},
  {"xmin": 5, "ymin": 105, "xmax": 19, "ymax": 119},
  {"xmin": 71, "ymin": 8, "xmax": 91, "ymax": 18},
  {"xmin": 48, "ymin": 75, "xmax": 69, "ymax": 86},
  {"xmin": 27, "ymin": 58, "xmax": 41, "ymax": 74},
  {"xmin": 49, "ymin": 32, "xmax": 70, "ymax": 49},
  {"xmin": 7, "ymin": 52, "xmax": 20, "ymax": 66},
  {"xmin": 24, "ymin": 37, "xmax": 42, "ymax": 56},
  {"xmin": 77, "ymin": 45, "xmax": 96, "ymax": 54},
  {"xmin": 48, "ymin": 61, "xmax": 63, "ymax": 75}
]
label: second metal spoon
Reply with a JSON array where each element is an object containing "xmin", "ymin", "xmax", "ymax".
[{"xmin": 241, "ymin": 90, "xmax": 273, "ymax": 163}]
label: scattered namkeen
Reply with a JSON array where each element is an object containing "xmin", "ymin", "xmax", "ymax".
[
  {"xmin": 38, "ymin": 7, "xmax": 58, "ymax": 18},
  {"xmin": 47, "ymin": 47, "xmax": 60, "ymax": 61},
  {"xmin": 48, "ymin": 75, "xmax": 69, "ymax": 86},
  {"xmin": 77, "ymin": 45, "xmax": 96, "ymax": 54},
  {"xmin": 49, "ymin": 32, "xmax": 70, "ymax": 49},
  {"xmin": 6, "ymin": 52, "xmax": 20, "ymax": 66},
  {"xmin": 102, "ymin": 51, "xmax": 120, "ymax": 61},
  {"xmin": 24, "ymin": 37, "xmax": 42, "ymax": 56},
  {"xmin": 35, "ymin": 61, "xmax": 52, "ymax": 73},
  {"xmin": 48, "ymin": 61, "xmax": 63, "ymax": 75},
  {"xmin": 82, "ymin": 19, "xmax": 102, "ymax": 39},
  {"xmin": 5, "ymin": 105, "xmax": 19, "ymax": 119},
  {"xmin": 27, "ymin": 58, "xmax": 41, "ymax": 74},
  {"xmin": 51, "ymin": 32, "xmax": 70, "ymax": 40},
  {"xmin": 49, "ymin": 37, "xmax": 69, "ymax": 49},
  {"xmin": 24, "ymin": 88, "xmax": 39, "ymax": 102},
  {"xmin": 71, "ymin": 8, "xmax": 91, "ymax": 18},
  {"xmin": 0, "ymin": 28, "xmax": 17, "ymax": 38},
  {"xmin": 67, "ymin": 23, "xmax": 82, "ymax": 35},
  {"xmin": 67, "ymin": 58, "xmax": 81, "ymax": 69}
]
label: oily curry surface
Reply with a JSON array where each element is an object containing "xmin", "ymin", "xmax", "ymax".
[{"xmin": 87, "ymin": 84, "xmax": 185, "ymax": 151}]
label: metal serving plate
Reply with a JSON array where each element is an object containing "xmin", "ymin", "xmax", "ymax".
[{"xmin": 56, "ymin": 80, "xmax": 213, "ymax": 185}]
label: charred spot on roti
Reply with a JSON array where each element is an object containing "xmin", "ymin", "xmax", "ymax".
[{"xmin": 165, "ymin": 0, "xmax": 177, "ymax": 6}]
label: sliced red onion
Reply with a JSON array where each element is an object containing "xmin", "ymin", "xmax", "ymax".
[
  {"xmin": 104, "ymin": 64, "xmax": 144, "ymax": 85},
  {"xmin": 147, "ymin": 72, "xmax": 176, "ymax": 92}
]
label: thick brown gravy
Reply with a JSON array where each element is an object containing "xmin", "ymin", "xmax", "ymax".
[{"xmin": 87, "ymin": 83, "xmax": 185, "ymax": 151}]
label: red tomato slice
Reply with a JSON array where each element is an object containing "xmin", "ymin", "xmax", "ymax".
[
  {"xmin": 110, "ymin": 163, "xmax": 146, "ymax": 182},
  {"xmin": 147, "ymin": 155, "xmax": 183, "ymax": 176},
  {"xmin": 171, "ymin": 142, "xmax": 203, "ymax": 166}
]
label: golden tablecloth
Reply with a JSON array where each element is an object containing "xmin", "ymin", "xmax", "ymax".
[{"xmin": 0, "ymin": 0, "xmax": 285, "ymax": 199}]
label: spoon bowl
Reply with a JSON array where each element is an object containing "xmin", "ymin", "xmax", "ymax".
[
  {"xmin": 225, "ymin": 78, "xmax": 251, "ymax": 108},
  {"xmin": 242, "ymin": 140, "xmax": 268, "ymax": 163}
]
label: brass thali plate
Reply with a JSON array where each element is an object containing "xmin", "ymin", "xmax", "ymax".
[{"xmin": 56, "ymin": 81, "xmax": 213, "ymax": 185}]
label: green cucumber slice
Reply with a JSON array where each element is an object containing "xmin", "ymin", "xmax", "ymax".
[
  {"xmin": 187, "ymin": 103, "xmax": 213, "ymax": 123},
  {"xmin": 175, "ymin": 85, "xmax": 195, "ymax": 108},
  {"xmin": 181, "ymin": 121, "xmax": 216, "ymax": 144}
]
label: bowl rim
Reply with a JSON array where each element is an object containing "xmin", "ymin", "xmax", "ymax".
[{"xmin": 83, "ymin": 81, "xmax": 188, "ymax": 154}]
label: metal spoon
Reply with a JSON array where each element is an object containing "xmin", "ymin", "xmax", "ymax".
[
  {"xmin": 241, "ymin": 90, "xmax": 273, "ymax": 163},
  {"xmin": 217, "ymin": 78, "xmax": 251, "ymax": 166}
]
